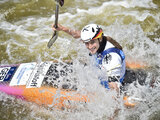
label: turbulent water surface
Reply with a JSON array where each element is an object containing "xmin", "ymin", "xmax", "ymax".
[{"xmin": 0, "ymin": 0, "xmax": 160, "ymax": 120}]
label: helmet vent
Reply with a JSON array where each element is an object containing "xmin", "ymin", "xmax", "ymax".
[{"xmin": 92, "ymin": 27, "xmax": 95, "ymax": 33}]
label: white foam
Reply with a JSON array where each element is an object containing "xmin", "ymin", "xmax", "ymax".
[
  {"xmin": 0, "ymin": 0, "xmax": 159, "ymax": 119},
  {"xmin": 70, "ymin": 0, "xmax": 158, "ymax": 24},
  {"xmin": 76, "ymin": 0, "xmax": 157, "ymax": 15},
  {"xmin": 0, "ymin": 21, "xmax": 17, "ymax": 31},
  {"xmin": 15, "ymin": 25, "xmax": 38, "ymax": 37}
]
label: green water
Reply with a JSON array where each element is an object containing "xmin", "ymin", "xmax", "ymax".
[{"xmin": 0, "ymin": 0, "xmax": 160, "ymax": 119}]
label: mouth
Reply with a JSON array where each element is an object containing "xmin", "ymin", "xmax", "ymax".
[{"xmin": 89, "ymin": 47, "xmax": 96, "ymax": 52}]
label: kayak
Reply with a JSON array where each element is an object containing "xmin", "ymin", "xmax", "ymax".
[{"xmin": 0, "ymin": 61, "xmax": 147, "ymax": 109}]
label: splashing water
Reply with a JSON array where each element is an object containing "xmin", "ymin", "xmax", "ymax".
[{"xmin": 0, "ymin": 0, "xmax": 160, "ymax": 119}]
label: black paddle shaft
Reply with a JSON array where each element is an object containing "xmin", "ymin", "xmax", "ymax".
[
  {"xmin": 47, "ymin": 0, "xmax": 64, "ymax": 48},
  {"xmin": 54, "ymin": 0, "xmax": 64, "ymax": 28},
  {"xmin": 54, "ymin": 4, "xmax": 59, "ymax": 28}
]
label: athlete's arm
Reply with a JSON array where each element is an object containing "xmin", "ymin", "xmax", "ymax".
[
  {"xmin": 52, "ymin": 24, "xmax": 81, "ymax": 39},
  {"xmin": 108, "ymin": 82, "xmax": 119, "ymax": 92}
]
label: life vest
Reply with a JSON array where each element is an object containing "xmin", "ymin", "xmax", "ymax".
[
  {"xmin": 96, "ymin": 47, "xmax": 125, "ymax": 64},
  {"xmin": 95, "ymin": 47, "xmax": 125, "ymax": 89}
]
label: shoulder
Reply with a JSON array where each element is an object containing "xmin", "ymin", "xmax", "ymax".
[
  {"xmin": 104, "ymin": 36, "xmax": 123, "ymax": 50},
  {"xmin": 105, "ymin": 41, "xmax": 114, "ymax": 49},
  {"xmin": 103, "ymin": 37, "xmax": 115, "ymax": 49}
]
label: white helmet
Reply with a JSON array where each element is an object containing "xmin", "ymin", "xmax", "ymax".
[{"xmin": 81, "ymin": 24, "xmax": 103, "ymax": 42}]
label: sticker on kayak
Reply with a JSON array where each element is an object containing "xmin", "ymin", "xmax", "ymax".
[
  {"xmin": 9, "ymin": 62, "xmax": 36, "ymax": 86},
  {"xmin": 0, "ymin": 67, "xmax": 17, "ymax": 82},
  {"xmin": 26, "ymin": 61, "xmax": 52, "ymax": 88}
]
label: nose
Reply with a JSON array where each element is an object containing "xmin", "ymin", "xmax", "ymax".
[{"xmin": 88, "ymin": 43, "xmax": 93, "ymax": 49}]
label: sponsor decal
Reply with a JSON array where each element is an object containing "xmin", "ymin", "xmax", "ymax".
[
  {"xmin": 104, "ymin": 54, "xmax": 112, "ymax": 64},
  {"xmin": 9, "ymin": 63, "xmax": 36, "ymax": 86},
  {"xmin": 26, "ymin": 61, "xmax": 52, "ymax": 88},
  {"xmin": 0, "ymin": 67, "xmax": 10, "ymax": 81},
  {"xmin": 4, "ymin": 67, "xmax": 18, "ymax": 81}
]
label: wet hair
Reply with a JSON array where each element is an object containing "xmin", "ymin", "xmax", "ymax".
[
  {"xmin": 97, "ymin": 36, "xmax": 123, "ymax": 54},
  {"xmin": 105, "ymin": 36, "xmax": 123, "ymax": 50}
]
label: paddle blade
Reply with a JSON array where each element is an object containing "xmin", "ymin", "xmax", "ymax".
[
  {"xmin": 56, "ymin": 0, "xmax": 64, "ymax": 7},
  {"xmin": 47, "ymin": 31, "xmax": 58, "ymax": 48}
]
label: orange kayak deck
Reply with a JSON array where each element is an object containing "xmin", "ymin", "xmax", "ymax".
[
  {"xmin": 0, "ymin": 85, "xmax": 89, "ymax": 109},
  {"xmin": 0, "ymin": 85, "xmax": 137, "ymax": 109},
  {"xmin": 126, "ymin": 61, "xmax": 147, "ymax": 69}
]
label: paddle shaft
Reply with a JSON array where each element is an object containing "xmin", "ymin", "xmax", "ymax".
[
  {"xmin": 47, "ymin": 0, "xmax": 64, "ymax": 48},
  {"xmin": 47, "ymin": 1, "xmax": 61, "ymax": 48},
  {"xmin": 54, "ymin": 2, "xmax": 59, "ymax": 28}
]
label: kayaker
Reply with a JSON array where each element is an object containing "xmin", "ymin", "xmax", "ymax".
[{"xmin": 52, "ymin": 24, "xmax": 125, "ymax": 91}]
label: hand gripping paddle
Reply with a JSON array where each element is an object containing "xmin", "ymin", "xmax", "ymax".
[{"xmin": 47, "ymin": 0, "xmax": 64, "ymax": 48}]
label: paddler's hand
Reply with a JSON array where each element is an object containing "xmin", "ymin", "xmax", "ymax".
[
  {"xmin": 109, "ymin": 82, "xmax": 119, "ymax": 93},
  {"xmin": 52, "ymin": 24, "xmax": 64, "ymax": 31}
]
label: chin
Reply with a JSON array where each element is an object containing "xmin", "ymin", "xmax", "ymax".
[{"xmin": 90, "ymin": 51, "xmax": 97, "ymax": 55}]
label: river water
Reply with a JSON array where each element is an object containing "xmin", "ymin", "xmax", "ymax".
[{"xmin": 0, "ymin": 0, "xmax": 160, "ymax": 120}]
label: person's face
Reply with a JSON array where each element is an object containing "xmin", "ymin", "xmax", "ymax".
[{"xmin": 84, "ymin": 39, "xmax": 100, "ymax": 55}]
